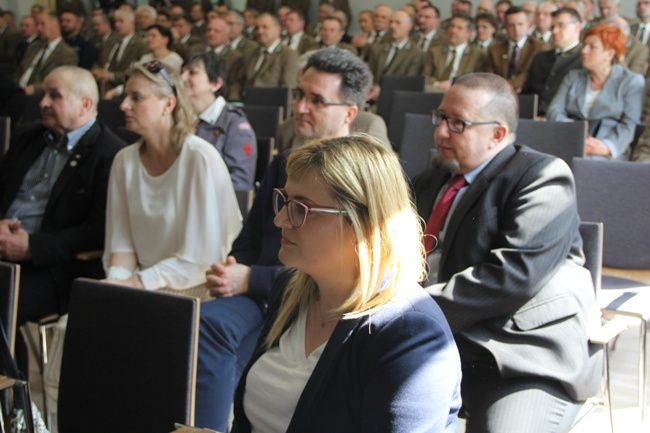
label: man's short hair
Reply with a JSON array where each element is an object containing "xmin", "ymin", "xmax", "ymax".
[
  {"xmin": 476, "ymin": 12, "xmax": 499, "ymax": 29},
  {"xmin": 453, "ymin": 73, "xmax": 518, "ymax": 134},
  {"xmin": 452, "ymin": 13, "xmax": 475, "ymax": 31},
  {"xmin": 552, "ymin": 7, "xmax": 582, "ymax": 23},
  {"xmin": 505, "ymin": 6, "xmax": 527, "ymax": 19},
  {"xmin": 304, "ymin": 48, "xmax": 373, "ymax": 109},
  {"xmin": 421, "ymin": 5, "xmax": 441, "ymax": 18},
  {"xmin": 287, "ymin": 9, "xmax": 306, "ymax": 22}
]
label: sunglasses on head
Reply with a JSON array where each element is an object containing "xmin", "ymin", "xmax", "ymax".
[{"xmin": 143, "ymin": 60, "xmax": 176, "ymax": 95}]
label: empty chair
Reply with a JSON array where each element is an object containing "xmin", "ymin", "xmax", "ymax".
[
  {"xmin": 573, "ymin": 158, "xmax": 650, "ymax": 422},
  {"xmin": 57, "ymin": 279, "xmax": 200, "ymax": 433},
  {"xmin": 242, "ymin": 105, "xmax": 283, "ymax": 141},
  {"xmin": 515, "ymin": 119, "xmax": 586, "ymax": 167},
  {"xmin": 376, "ymin": 75, "xmax": 426, "ymax": 123},
  {"xmin": 387, "ymin": 91, "xmax": 442, "ymax": 151},
  {"xmin": 518, "ymin": 93, "xmax": 539, "ymax": 119},
  {"xmin": 399, "ymin": 113, "xmax": 436, "ymax": 179},
  {"xmin": 244, "ymin": 87, "xmax": 291, "ymax": 120}
]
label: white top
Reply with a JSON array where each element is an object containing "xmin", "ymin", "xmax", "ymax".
[
  {"xmin": 584, "ymin": 86, "xmax": 601, "ymax": 117},
  {"xmin": 103, "ymin": 134, "xmax": 242, "ymax": 292},
  {"xmin": 244, "ymin": 310, "xmax": 326, "ymax": 433}
]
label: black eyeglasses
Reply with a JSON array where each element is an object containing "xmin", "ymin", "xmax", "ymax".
[
  {"xmin": 272, "ymin": 188, "xmax": 348, "ymax": 228},
  {"xmin": 291, "ymin": 88, "xmax": 353, "ymax": 109},
  {"xmin": 143, "ymin": 60, "xmax": 176, "ymax": 95},
  {"xmin": 432, "ymin": 110, "xmax": 500, "ymax": 134}
]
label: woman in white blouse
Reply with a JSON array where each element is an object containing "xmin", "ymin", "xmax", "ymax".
[
  {"xmin": 547, "ymin": 24, "xmax": 644, "ymax": 160},
  {"xmin": 103, "ymin": 61, "xmax": 242, "ymax": 298}
]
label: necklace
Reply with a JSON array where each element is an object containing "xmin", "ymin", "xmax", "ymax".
[{"xmin": 313, "ymin": 290, "xmax": 340, "ymax": 328}]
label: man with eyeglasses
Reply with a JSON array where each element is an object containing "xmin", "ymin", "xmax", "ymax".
[
  {"xmin": 522, "ymin": 7, "xmax": 583, "ymax": 116},
  {"xmin": 194, "ymin": 48, "xmax": 374, "ymax": 432},
  {"xmin": 413, "ymin": 73, "xmax": 601, "ymax": 432}
]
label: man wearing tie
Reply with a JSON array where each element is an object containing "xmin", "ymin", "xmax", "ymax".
[
  {"xmin": 413, "ymin": 72, "xmax": 601, "ymax": 433},
  {"xmin": 484, "ymin": 6, "xmax": 550, "ymax": 93},
  {"xmin": 416, "ymin": 5, "xmax": 447, "ymax": 53},
  {"xmin": 282, "ymin": 9, "xmax": 318, "ymax": 55},
  {"xmin": 244, "ymin": 13, "xmax": 298, "ymax": 89},
  {"xmin": 14, "ymin": 9, "xmax": 78, "ymax": 95},
  {"xmin": 425, "ymin": 14, "xmax": 485, "ymax": 93},
  {"xmin": 366, "ymin": 10, "xmax": 424, "ymax": 102},
  {"xmin": 523, "ymin": 7, "xmax": 583, "ymax": 116},
  {"xmin": 632, "ymin": 0, "xmax": 650, "ymax": 47},
  {"xmin": 91, "ymin": 8, "xmax": 148, "ymax": 95}
]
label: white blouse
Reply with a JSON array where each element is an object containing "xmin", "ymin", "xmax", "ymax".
[
  {"xmin": 103, "ymin": 134, "xmax": 242, "ymax": 293},
  {"xmin": 243, "ymin": 311, "xmax": 326, "ymax": 433}
]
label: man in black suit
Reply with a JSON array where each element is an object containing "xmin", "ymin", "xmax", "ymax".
[
  {"xmin": 413, "ymin": 73, "xmax": 601, "ymax": 432},
  {"xmin": 0, "ymin": 66, "xmax": 125, "ymax": 372},
  {"xmin": 523, "ymin": 7, "xmax": 583, "ymax": 116}
]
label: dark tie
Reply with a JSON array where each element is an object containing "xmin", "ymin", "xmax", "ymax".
[
  {"xmin": 384, "ymin": 46, "xmax": 399, "ymax": 71},
  {"xmin": 424, "ymin": 175, "xmax": 467, "ymax": 253},
  {"xmin": 442, "ymin": 49, "xmax": 457, "ymax": 80},
  {"xmin": 508, "ymin": 44, "xmax": 519, "ymax": 78},
  {"xmin": 640, "ymin": 26, "xmax": 647, "ymax": 45}
]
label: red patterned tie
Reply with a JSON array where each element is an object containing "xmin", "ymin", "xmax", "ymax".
[{"xmin": 424, "ymin": 175, "xmax": 467, "ymax": 253}]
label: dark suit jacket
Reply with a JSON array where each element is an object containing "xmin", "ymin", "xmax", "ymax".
[
  {"xmin": 0, "ymin": 120, "xmax": 126, "ymax": 316},
  {"xmin": 244, "ymin": 43, "xmax": 299, "ymax": 89},
  {"xmin": 232, "ymin": 270, "xmax": 462, "ymax": 433},
  {"xmin": 0, "ymin": 26, "xmax": 21, "ymax": 64},
  {"xmin": 484, "ymin": 36, "xmax": 550, "ymax": 92},
  {"xmin": 93, "ymin": 32, "xmax": 120, "ymax": 66},
  {"xmin": 522, "ymin": 44, "xmax": 582, "ymax": 116},
  {"xmin": 367, "ymin": 41, "xmax": 425, "ymax": 85},
  {"xmin": 14, "ymin": 40, "xmax": 79, "ymax": 93},
  {"xmin": 94, "ymin": 34, "xmax": 149, "ymax": 86},
  {"xmin": 413, "ymin": 145, "xmax": 602, "ymax": 401},
  {"xmin": 424, "ymin": 44, "xmax": 486, "ymax": 89}
]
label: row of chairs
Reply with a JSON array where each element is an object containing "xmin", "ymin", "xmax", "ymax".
[{"xmin": 0, "ymin": 264, "xmax": 200, "ymax": 433}]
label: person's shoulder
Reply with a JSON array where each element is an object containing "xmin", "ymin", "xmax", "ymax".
[
  {"xmin": 509, "ymin": 145, "xmax": 571, "ymax": 176},
  {"xmin": 614, "ymin": 63, "xmax": 645, "ymax": 86}
]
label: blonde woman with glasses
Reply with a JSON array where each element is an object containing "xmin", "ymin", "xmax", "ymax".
[{"xmin": 230, "ymin": 135, "xmax": 461, "ymax": 433}]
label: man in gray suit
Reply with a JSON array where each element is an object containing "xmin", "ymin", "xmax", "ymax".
[
  {"xmin": 92, "ymin": 8, "xmax": 148, "ymax": 95},
  {"xmin": 14, "ymin": 9, "xmax": 78, "ymax": 95},
  {"xmin": 413, "ymin": 73, "xmax": 602, "ymax": 432},
  {"xmin": 244, "ymin": 13, "xmax": 299, "ymax": 89}
]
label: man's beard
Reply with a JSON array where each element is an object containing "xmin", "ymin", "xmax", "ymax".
[{"xmin": 432, "ymin": 153, "xmax": 460, "ymax": 173}]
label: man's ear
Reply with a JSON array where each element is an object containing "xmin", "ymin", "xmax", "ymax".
[
  {"xmin": 492, "ymin": 123, "xmax": 509, "ymax": 145},
  {"xmin": 344, "ymin": 105, "xmax": 359, "ymax": 125}
]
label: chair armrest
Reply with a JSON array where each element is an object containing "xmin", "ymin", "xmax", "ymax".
[{"xmin": 589, "ymin": 316, "xmax": 629, "ymax": 345}]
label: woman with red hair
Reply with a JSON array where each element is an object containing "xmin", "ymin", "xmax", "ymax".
[{"xmin": 547, "ymin": 24, "xmax": 644, "ymax": 160}]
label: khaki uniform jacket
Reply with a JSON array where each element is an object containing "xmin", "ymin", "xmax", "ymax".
[
  {"xmin": 244, "ymin": 43, "xmax": 299, "ymax": 89},
  {"xmin": 484, "ymin": 36, "xmax": 550, "ymax": 92},
  {"xmin": 424, "ymin": 44, "xmax": 486, "ymax": 89},
  {"xmin": 14, "ymin": 40, "xmax": 78, "ymax": 93},
  {"xmin": 367, "ymin": 41, "xmax": 425, "ymax": 85}
]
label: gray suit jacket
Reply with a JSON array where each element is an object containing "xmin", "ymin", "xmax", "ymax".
[
  {"xmin": 484, "ymin": 36, "xmax": 550, "ymax": 92},
  {"xmin": 367, "ymin": 41, "xmax": 425, "ymax": 85},
  {"xmin": 14, "ymin": 40, "xmax": 79, "ymax": 93},
  {"xmin": 547, "ymin": 64, "xmax": 645, "ymax": 160},
  {"xmin": 276, "ymin": 111, "xmax": 390, "ymax": 153},
  {"xmin": 424, "ymin": 44, "xmax": 485, "ymax": 89},
  {"xmin": 413, "ymin": 145, "xmax": 602, "ymax": 401},
  {"xmin": 244, "ymin": 43, "xmax": 299, "ymax": 89}
]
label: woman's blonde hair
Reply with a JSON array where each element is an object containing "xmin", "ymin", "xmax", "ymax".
[
  {"xmin": 265, "ymin": 134, "xmax": 426, "ymax": 348},
  {"xmin": 128, "ymin": 62, "xmax": 195, "ymax": 153}
]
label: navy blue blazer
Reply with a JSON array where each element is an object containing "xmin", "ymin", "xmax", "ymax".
[{"xmin": 232, "ymin": 270, "xmax": 462, "ymax": 433}]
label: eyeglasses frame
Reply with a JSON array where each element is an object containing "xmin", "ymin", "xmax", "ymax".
[{"xmin": 272, "ymin": 188, "xmax": 348, "ymax": 228}]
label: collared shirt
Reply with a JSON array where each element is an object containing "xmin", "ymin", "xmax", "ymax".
[
  {"xmin": 5, "ymin": 119, "xmax": 96, "ymax": 233},
  {"xmin": 231, "ymin": 36, "xmax": 243, "ymax": 49},
  {"xmin": 508, "ymin": 36, "xmax": 527, "ymax": 64},
  {"xmin": 425, "ymin": 155, "xmax": 494, "ymax": 285},
  {"xmin": 288, "ymin": 31, "xmax": 304, "ymax": 51},
  {"xmin": 476, "ymin": 37, "xmax": 492, "ymax": 51},
  {"xmin": 447, "ymin": 42, "xmax": 467, "ymax": 79},
  {"xmin": 557, "ymin": 40, "xmax": 580, "ymax": 55},
  {"xmin": 637, "ymin": 23, "xmax": 650, "ymax": 45},
  {"xmin": 199, "ymin": 96, "xmax": 227, "ymax": 125},
  {"xmin": 421, "ymin": 29, "xmax": 438, "ymax": 51},
  {"xmin": 116, "ymin": 33, "xmax": 133, "ymax": 62}
]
